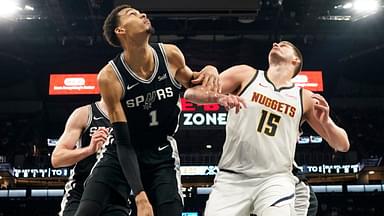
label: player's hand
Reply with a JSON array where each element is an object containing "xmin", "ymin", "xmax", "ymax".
[
  {"xmin": 312, "ymin": 94, "xmax": 330, "ymax": 124},
  {"xmin": 218, "ymin": 94, "xmax": 247, "ymax": 113},
  {"xmin": 191, "ymin": 65, "xmax": 222, "ymax": 93},
  {"xmin": 87, "ymin": 127, "xmax": 109, "ymax": 154},
  {"xmin": 135, "ymin": 192, "xmax": 154, "ymax": 216}
]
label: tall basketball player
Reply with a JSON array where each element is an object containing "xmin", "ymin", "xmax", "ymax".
[
  {"xmin": 74, "ymin": 5, "xmax": 223, "ymax": 216},
  {"xmin": 185, "ymin": 41, "xmax": 350, "ymax": 216},
  {"xmin": 52, "ymin": 100, "xmax": 130, "ymax": 215}
]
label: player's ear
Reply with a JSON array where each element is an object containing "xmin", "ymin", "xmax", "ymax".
[
  {"xmin": 292, "ymin": 56, "xmax": 300, "ymax": 67},
  {"xmin": 115, "ymin": 27, "xmax": 125, "ymax": 35}
]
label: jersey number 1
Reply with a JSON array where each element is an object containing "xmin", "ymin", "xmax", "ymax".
[
  {"xmin": 149, "ymin": 110, "xmax": 159, "ymax": 126},
  {"xmin": 257, "ymin": 110, "xmax": 281, "ymax": 136}
]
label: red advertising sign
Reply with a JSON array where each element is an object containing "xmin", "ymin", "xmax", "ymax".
[
  {"xmin": 292, "ymin": 71, "xmax": 323, "ymax": 92},
  {"xmin": 49, "ymin": 74, "xmax": 99, "ymax": 95}
]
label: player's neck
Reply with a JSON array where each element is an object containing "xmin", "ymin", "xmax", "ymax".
[
  {"xmin": 266, "ymin": 64, "xmax": 293, "ymax": 88},
  {"xmin": 122, "ymin": 43, "xmax": 154, "ymax": 77}
]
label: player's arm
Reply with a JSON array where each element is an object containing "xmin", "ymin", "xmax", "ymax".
[
  {"xmin": 184, "ymin": 65, "xmax": 254, "ymax": 111},
  {"xmin": 163, "ymin": 44, "xmax": 220, "ymax": 92},
  {"xmin": 98, "ymin": 64, "xmax": 152, "ymax": 210},
  {"xmin": 302, "ymin": 89, "xmax": 350, "ymax": 152},
  {"xmin": 51, "ymin": 106, "xmax": 108, "ymax": 168}
]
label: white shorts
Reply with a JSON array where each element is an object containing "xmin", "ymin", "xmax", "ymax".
[
  {"xmin": 294, "ymin": 180, "xmax": 311, "ymax": 216},
  {"xmin": 204, "ymin": 171, "xmax": 296, "ymax": 216}
]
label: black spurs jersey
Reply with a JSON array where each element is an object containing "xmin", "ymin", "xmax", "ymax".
[
  {"xmin": 108, "ymin": 43, "xmax": 182, "ymax": 148},
  {"xmin": 60, "ymin": 102, "xmax": 111, "ymax": 215},
  {"xmin": 64, "ymin": 103, "xmax": 111, "ymax": 192}
]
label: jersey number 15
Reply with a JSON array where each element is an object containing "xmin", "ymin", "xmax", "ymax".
[{"xmin": 257, "ymin": 110, "xmax": 281, "ymax": 136}]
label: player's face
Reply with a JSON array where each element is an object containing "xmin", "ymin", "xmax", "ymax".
[
  {"xmin": 116, "ymin": 7, "xmax": 154, "ymax": 36},
  {"xmin": 268, "ymin": 41, "xmax": 297, "ymax": 64}
]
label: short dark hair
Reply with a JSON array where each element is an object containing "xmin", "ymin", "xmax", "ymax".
[
  {"xmin": 283, "ymin": 41, "xmax": 303, "ymax": 78},
  {"xmin": 103, "ymin": 4, "xmax": 131, "ymax": 47}
]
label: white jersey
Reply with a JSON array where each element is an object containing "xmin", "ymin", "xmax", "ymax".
[{"xmin": 218, "ymin": 70, "xmax": 303, "ymax": 178}]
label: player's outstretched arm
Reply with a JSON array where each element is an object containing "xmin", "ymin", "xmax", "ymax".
[
  {"xmin": 184, "ymin": 65, "xmax": 255, "ymax": 111},
  {"xmin": 163, "ymin": 44, "xmax": 221, "ymax": 92}
]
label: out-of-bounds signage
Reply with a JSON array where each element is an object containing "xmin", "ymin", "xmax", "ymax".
[
  {"xmin": 293, "ymin": 71, "xmax": 323, "ymax": 92},
  {"xmin": 49, "ymin": 74, "xmax": 99, "ymax": 95}
]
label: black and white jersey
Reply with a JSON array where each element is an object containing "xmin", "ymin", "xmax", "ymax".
[
  {"xmin": 108, "ymin": 43, "xmax": 182, "ymax": 148},
  {"xmin": 59, "ymin": 102, "xmax": 111, "ymax": 215},
  {"xmin": 71, "ymin": 103, "xmax": 111, "ymax": 182}
]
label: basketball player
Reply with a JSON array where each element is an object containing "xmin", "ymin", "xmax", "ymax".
[
  {"xmin": 74, "ymin": 5, "xmax": 222, "ymax": 216},
  {"xmin": 184, "ymin": 41, "xmax": 350, "ymax": 216},
  {"xmin": 52, "ymin": 100, "xmax": 130, "ymax": 215}
]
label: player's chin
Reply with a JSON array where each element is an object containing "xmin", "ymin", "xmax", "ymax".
[{"xmin": 146, "ymin": 26, "xmax": 155, "ymax": 35}]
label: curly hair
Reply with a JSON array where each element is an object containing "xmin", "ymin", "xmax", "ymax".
[{"xmin": 103, "ymin": 4, "xmax": 131, "ymax": 47}]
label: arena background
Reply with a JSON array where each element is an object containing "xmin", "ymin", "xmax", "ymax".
[{"xmin": 0, "ymin": 0, "xmax": 383, "ymax": 215}]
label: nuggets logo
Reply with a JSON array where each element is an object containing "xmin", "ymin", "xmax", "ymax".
[{"xmin": 251, "ymin": 92, "xmax": 296, "ymax": 117}]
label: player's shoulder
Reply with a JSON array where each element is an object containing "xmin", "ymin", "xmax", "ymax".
[
  {"xmin": 231, "ymin": 64, "xmax": 256, "ymax": 72},
  {"xmin": 222, "ymin": 64, "xmax": 257, "ymax": 81},
  {"xmin": 98, "ymin": 63, "xmax": 120, "ymax": 87},
  {"xmin": 223, "ymin": 64, "xmax": 257, "ymax": 76},
  {"xmin": 161, "ymin": 43, "xmax": 182, "ymax": 58},
  {"xmin": 99, "ymin": 64, "xmax": 114, "ymax": 78},
  {"xmin": 301, "ymin": 88, "xmax": 315, "ymax": 115},
  {"xmin": 301, "ymin": 88, "xmax": 314, "ymax": 100},
  {"xmin": 66, "ymin": 104, "xmax": 91, "ymax": 129},
  {"xmin": 72, "ymin": 104, "xmax": 91, "ymax": 117}
]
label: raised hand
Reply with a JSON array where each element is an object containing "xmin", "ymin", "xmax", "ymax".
[
  {"xmin": 87, "ymin": 127, "xmax": 109, "ymax": 154},
  {"xmin": 312, "ymin": 94, "xmax": 330, "ymax": 124},
  {"xmin": 218, "ymin": 94, "xmax": 247, "ymax": 113},
  {"xmin": 191, "ymin": 65, "xmax": 222, "ymax": 93}
]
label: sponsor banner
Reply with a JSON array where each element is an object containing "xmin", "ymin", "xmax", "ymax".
[
  {"xmin": 13, "ymin": 168, "xmax": 70, "ymax": 178},
  {"xmin": 293, "ymin": 71, "xmax": 323, "ymax": 92},
  {"xmin": 49, "ymin": 74, "xmax": 99, "ymax": 95},
  {"xmin": 180, "ymin": 164, "xmax": 361, "ymax": 176},
  {"xmin": 298, "ymin": 135, "xmax": 323, "ymax": 144},
  {"xmin": 298, "ymin": 163, "xmax": 361, "ymax": 174},
  {"xmin": 10, "ymin": 164, "xmax": 360, "ymax": 178},
  {"xmin": 180, "ymin": 98, "xmax": 227, "ymax": 129},
  {"xmin": 180, "ymin": 166, "xmax": 219, "ymax": 176}
]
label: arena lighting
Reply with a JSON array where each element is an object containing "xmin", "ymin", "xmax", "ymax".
[
  {"xmin": 0, "ymin": 0, "xmax": 22, "ymax": 18},
  {"xmin": 368, "ymin": 170, "xmax": 375, "ymax": 174},
  {"xmin": 331, "ymin": 0, "xmax": 382, "ymax": 21},
  {"xmin": 353, "ymin": 0, "xmax": 380, "ymax": 13},
  {"xmin": 343, "ymin": 3, "xmax": 353, "ymax": 9},
  {"xmin": 335, "ymin": 0, "xmax": 381, "ymax": 12},
  {"xmin": 24, "ymin": 5, "xmax": 34, "ymax": 11}
]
